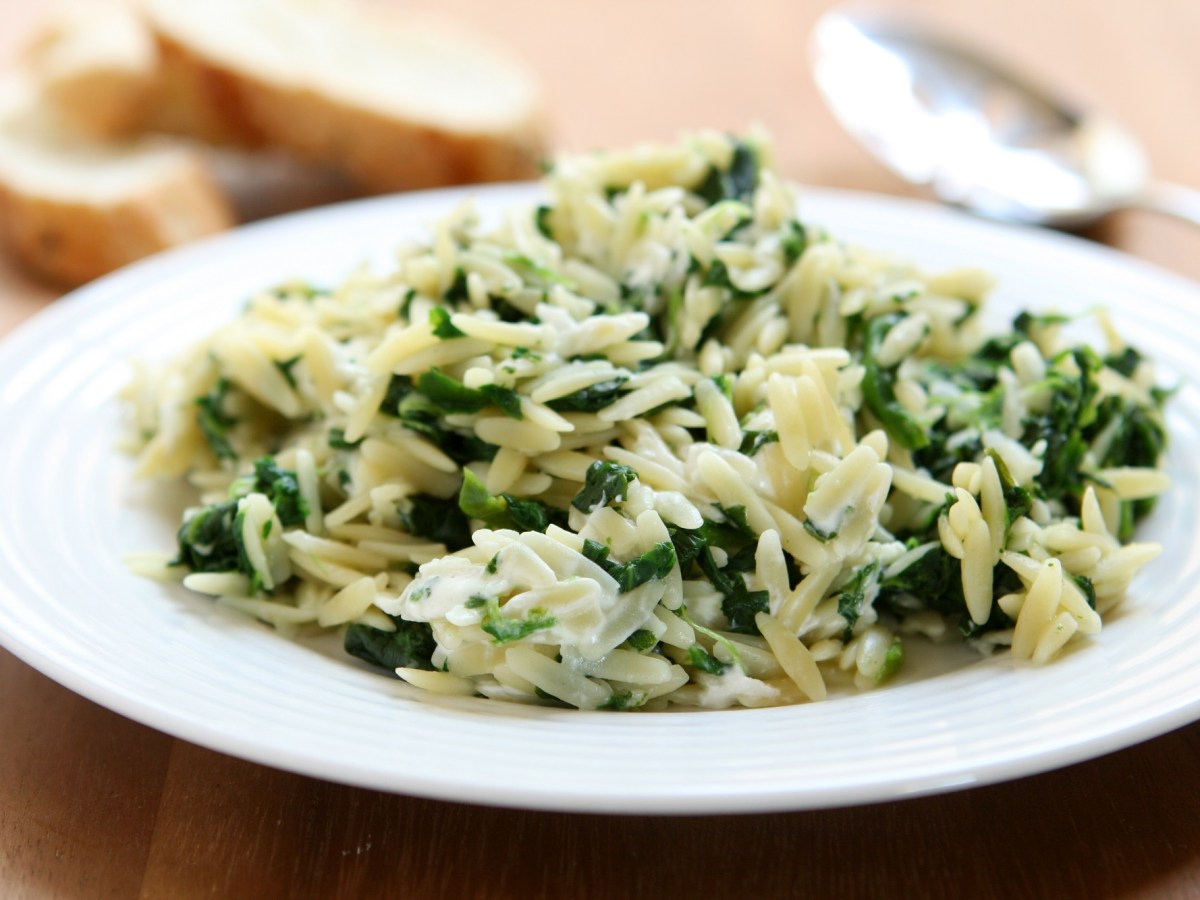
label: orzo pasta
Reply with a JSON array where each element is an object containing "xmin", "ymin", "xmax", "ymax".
[{"xmin": 125, "ymin": 132, "xmax": 1170, "ymax": 710}]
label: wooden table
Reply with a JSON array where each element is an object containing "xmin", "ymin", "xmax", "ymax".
[{"xmin": 3, "ymin": 2, "xmax": 1200, "ymax": 897}]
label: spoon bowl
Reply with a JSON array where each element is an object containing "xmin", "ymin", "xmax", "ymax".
[{"xmin": 811, "ymin": 9, "xmax": 1200, "ymax": 230}]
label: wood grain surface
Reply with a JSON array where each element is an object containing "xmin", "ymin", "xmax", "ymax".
[{"xmin": 2, "ymin": 1, "xmax": 1200, "ymax": 898}]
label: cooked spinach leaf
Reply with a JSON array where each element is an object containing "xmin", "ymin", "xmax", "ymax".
[
  {"xmin": 458, "ymin": 468, "xmax": 562, "ymax": 533},
  {"xmin": 195, "ymin": 378, "xmax": 238, "ymax": 461},
  {"xmin": 173, "ymin": 499, "xmax": 244, "ymax": 573},
  {"xmin": 861, "ymin": 314, "xmax": 929, "ymax": 450},
  {"xmin": 581, "ymin": 539, "xmax": 677, "ymax": 593},
  {"xmin": 328, "ymin": 428, "xmax": 364, "ymax": 450},
  {"xmin": 572, "ymin": 461, "xmax": 638, "ymax": 512},
  {"xmin": 416, "ymin": 369, "xmax": 523, "ymax": 419},
  {"xmin": 694, "ymin": 140, "xmax": 760, "ymax": 205},
  {"xmin": 473, "ymin": 595, "xmax": 556, "ymax": 644},
  {"xmin": 835, "ymin": 562, "xmax": 878, "ymax": 641},
  {"xmin": 397, "ymin": 494, "xmax": 472, "ymax": 549},
  {"xmin": 429, "ymin": 306, "xmax": 465, "ymax": 338},
  {"xmin": 687, "ymin": 644, "xmax": 728, "ymax": 675},
  {"xmin": 273, "ymin": 355, "xmax": 302, "ymax": 389},
  {"xmin": 250, "ymin": 457, "xmax": 309, "ymax": 527},
  {"xmin": 546, "ymin": 377, "xmax": 628, "ymax": 413},
  {"xmin": 344, "ymin": 615, "xmax": 436, "ymax": 672}
]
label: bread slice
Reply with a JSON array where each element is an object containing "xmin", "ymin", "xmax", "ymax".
[
  {"xmin": 25, "ymin": 1, "xmax": 158, "ymax": 139},
  {"xmin": 137, "ymin": 0, "xmax": 547, "ymax": 192},
  {"xmin": 0, "ymin": 80, "xmax": 234, "ymax": 286}
]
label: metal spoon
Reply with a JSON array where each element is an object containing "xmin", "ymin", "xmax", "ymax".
[{"xmin": 811, "ymin": 8, "xmax": 1200, "ymax": 230}]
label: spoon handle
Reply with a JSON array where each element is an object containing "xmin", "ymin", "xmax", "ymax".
[{"xmin": 1135, "ymin": 180, "xmax": 1200, "ymax": 229}]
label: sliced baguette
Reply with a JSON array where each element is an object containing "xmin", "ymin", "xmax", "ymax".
[
  {"xmin": 25, "ymin": 1, "xmax": 158, "ymax": 139},
  {"xmin": 137, "ymin": 0, "xmax": 547, "ymax": 191},
  {"xmin": 0, "ymin": 80, "xmax": 234, "ymax": 286}
]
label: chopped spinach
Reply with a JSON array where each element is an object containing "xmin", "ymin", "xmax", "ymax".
[
  {"xmin": 443, "ymin": 267, "xmax": 470, "ymax": 303},
  {"xmin": 438, "ymin": 433, "xmax": 500, "ymax": 467},
  {"xmin": 598, "ymin": 691, "xmax": 647, "ymax": 711},
  {"xmin": 1073, "ymin": 575, "xmax": 1098, "ymax": 610},
  {"xmin": 694, "ymin": 140, "xmax": 760, "ymax": 205},
  {"xmin": 397, "ymin": 494, "xmax": 472, "ymax": 549},
  {"xmin": 382, "ymin": 382, "xmax": 499, "ymax": 464},
  {"xmin": 687, "ymin": 644, "xmax": 728, "ymax": 675},
  {"xmin": 782, "ymin": 220, "xmax": 808, "ymax": 265},
  {"xmin": 694, "ymin": 545, "xmax": 768, "ymax": 635},
  {"xmin": 861, "ymin": 314, "xmax": 930, "ymax": 450},
  {"xmin": 701, "ymin": 259, "xmax": 761, "ymax": 300},
  {"xmin": 328, "ymin": 428, "xmax": 364, "ymax": 450},
  {"xmin": 878, "ymin": 545, "xmax": 963, "ymax": 620},
  {"xmin": 581, "ymin": 539, "xmax": 677, "ymax": 593},
  {"xmin": 835, "ymin": 562, "xmax": 879, "ymax": 641},
  {"xmin": 379, "ymin": 374, "xmax": 414, "ymax": 417},
  {"xmin": 474, "ymin": 595, "xmax": 556, "ymax": 644},
  {"xmin": 344, "ymin": 615, "xmax": 437, "ymax": 672},
  {"xmin": 626, "ymin": 629, "xmax": 659, "ymax": 652},
  {"xmin": 173, "ymin": 499, "xmax": 243, "ymax": 573},
  {"xmin": 875, "ymin": 639, "xmax": 904, "ymax": 684},
  {"xmin": 571, "ymin": 460, "xmax": 638, "ymax": 512},
  {"xmin": 273, "ymin": 355, "xmax": 302, "ymax": 389},
  {"xmin": 195, "ymin": 378, "xmax": 238, "ymax": 461},
  {"xmin": 1022, "ymin": 347, "xmax": 1101, "ymax": 503},
  {"xmin": 429, "ymin": 306, "xmax": 465, "ymax": 338},
  {"xmin": 714, "ymin": 504, "xmax": 756, "ymax": 540},
  {"xmin": 250, "ymin": 457, "xmax": 309, "ymax": 527},
  {"xmin": 803, "ymin": 519, "xmax": 838, "ymax": 543},
  {"xmin": 546, "ymin": 377, "xmax": 628, "ymax": 413},
  {"xmin": 740, "ymin": 430, "xmax": 779, "ymax": 456},
  {"xmin": 503, "ymin": 252, "xmax": 573, "ymax": 288},
  {"xmin": 534, "ymin": 204, "xmax": 554, "ymax": 239},
  {"xmin": 458, "ymin": 468, "xmax": 562, "ymax": 533},
  {"xmin": 415, "ymin": 369, "xmax": 523, "ymax": 419}
]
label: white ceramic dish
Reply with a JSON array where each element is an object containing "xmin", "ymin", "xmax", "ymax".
[{"xmin": 1, "ymin": 185, "xmax": 1198, "ymax": 814}]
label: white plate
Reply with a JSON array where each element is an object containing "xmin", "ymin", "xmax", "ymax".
[{"xmin": 1, "ymin": 185, "xmax": 1199, "ymax": 815}]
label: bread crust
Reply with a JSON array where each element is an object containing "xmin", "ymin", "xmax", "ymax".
[
  {"xmin": 0, "ymin": 0, "xmax": 548, "ymax": 286},
  {"xmin": 0, "ymin": 153, "xmax": 234, "ymax": 286},
  {"xmin": 139, "ymin": 16, "xmax": 546, "ymax": 191}
]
